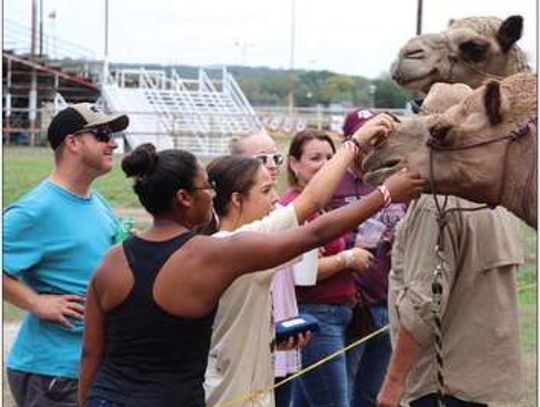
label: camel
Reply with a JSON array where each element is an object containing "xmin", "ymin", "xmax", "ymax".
[
  {"xmin": 391, "ymin": 15, "xmax": 531, "ymax": 97},
  {"xmin": 362, "ymin": 73, "xmax": 537, "ymax": 228}
]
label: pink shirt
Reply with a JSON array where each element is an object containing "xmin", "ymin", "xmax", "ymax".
[{"xmin": 270, "ymin": 267, "xmax": 302, "ymax": 378}]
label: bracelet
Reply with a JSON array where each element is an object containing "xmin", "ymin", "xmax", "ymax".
[
  {"xmin": 342, "ymin": 140, "xmax": 360, "ymax": 155},
  {"xmin": 342, "ymin": 249, "xmax": 356, "ymax": 268},
  {"xmin": 348, "ymin": 138, "xmax": 365, "ymax": 154},
  {"xmin": 377, "ymin": 185, "xmax": 392, "ymax": 207}
]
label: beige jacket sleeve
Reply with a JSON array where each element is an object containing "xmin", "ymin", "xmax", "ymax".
[{"xmin": 391, "ymin": 196, "xmax": 461, "ymax": 347}]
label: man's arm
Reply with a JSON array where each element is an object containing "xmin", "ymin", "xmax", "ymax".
[
  {"xmin": 293, "ymin": 115, "xmax": 393, "ymax": 222},
  {"xmin": 3, "ymin": 273, "xmax": 84, "ymax": 329},
  {"xmin": 377, "ymin": 325, "xmax": 423, "ymax": 407}
]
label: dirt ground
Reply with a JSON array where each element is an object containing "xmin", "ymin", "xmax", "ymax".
[{"xmin": 2, "ymin": 321, "xmax": 536, "ymax": 407}]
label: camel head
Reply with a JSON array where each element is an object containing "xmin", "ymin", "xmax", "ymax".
[
  {"xmin": 391, "ymin": 15, "xmax": 529, "ymax": 97},
  {"xmin": 364, "ymin": 74, "xmax": 537, "ymax": 210}
]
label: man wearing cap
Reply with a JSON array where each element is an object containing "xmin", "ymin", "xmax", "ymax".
[
  {"xmin": 3, "ymin": 103, "xmax": 129, "ymax": 406},
  {"xmin": 326, "ymin": 109, "xmax": 406, "ymax": 406}
]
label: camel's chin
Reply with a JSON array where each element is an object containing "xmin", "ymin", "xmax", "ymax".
[
  {"xmin": 364, "ymin": 167, "xmax": 400, "ymax": 186},
  {"xmin": 392, "ymin": 65, "xmax": 438, "ymax": 96}
]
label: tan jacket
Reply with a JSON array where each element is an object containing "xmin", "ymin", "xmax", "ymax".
[
  {"xmin": 205, "ymin": 204, "xmax": 299, "ymax": 407},
  {"xmin": 390, "ymin": 195, "xmax": 524, "ymax": 404}
]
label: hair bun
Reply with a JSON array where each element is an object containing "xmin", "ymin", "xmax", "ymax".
[{"xmin": 121, "ymin": 143, "xmax": 158, "ymax": 178}]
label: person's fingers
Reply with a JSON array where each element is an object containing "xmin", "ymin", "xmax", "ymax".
[
  {"xmin": 63, "ymin": 308, "xmax": 84, "ymax": 320},
  {"xmin": 66, "ymin": 301, "xmax": 85, "ymax": 312},
  {"xmin": 58, "ymin": 315, "xmax": 74, "ymax": 330},
  {"xmin": 63, "ymin": 294, "xmax": 85, "ymax": 302}
]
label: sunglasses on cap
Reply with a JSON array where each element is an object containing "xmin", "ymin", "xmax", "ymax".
[
  {"xmin": 255, "ymin": 153, "xmax": 284, "ymax": 166},
  {"xmin": 73, "ymin": 127, "xmax": 113, "ymax": 143}
]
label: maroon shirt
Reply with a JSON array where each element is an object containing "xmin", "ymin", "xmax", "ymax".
[
  {"xmin": 280, "ymin": 188, "xmax": 355, "ymax": 304},
  {"xmin": 327, "ymin": 171, "xmax": 407, "ymax": 306}
]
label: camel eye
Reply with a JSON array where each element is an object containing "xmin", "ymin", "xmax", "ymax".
[
  {"xmin": 459, "ymin": 40, "xmax": 489, "ymax": 63},
  {"xmin": 429, "ymin": 124, "xmax": 452, "ymax": 141}
]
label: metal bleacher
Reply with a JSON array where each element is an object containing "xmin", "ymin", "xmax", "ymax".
[{"xmin": 101, "ymin": 66, "xmax": 264, "ymax": 156}]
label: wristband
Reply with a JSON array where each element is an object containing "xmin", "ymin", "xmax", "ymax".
[
  {"xmin": 342, "ymin": 140, "xmax": 360, "ymax": 155},
  {"xmin": 377, "ymin": 185, "xmax": 392, "ymax": 207},
  {"xmin": 348, "ymin": 138, "xmax": 367, "ymax": 155}
]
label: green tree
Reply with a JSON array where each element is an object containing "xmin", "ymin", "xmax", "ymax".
[{"xmin": 372, "ymin": 75, "xmax": 412, "ymax": 108}]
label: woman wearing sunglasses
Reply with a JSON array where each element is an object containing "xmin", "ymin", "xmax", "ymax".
[{"xmin": 79, "ymin": 134, "xmax": 423, "ymax": 407}]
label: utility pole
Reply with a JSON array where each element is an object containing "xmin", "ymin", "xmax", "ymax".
[
  {"xmin": 416, "ymin": 0, "xmax": 423, "ymax": 35},
  {"xmin": 31, "ymin": 0, "xmax": 37, "ymax": 56},
  {"xmin": 103, "ymin": 0, "xmax": 109, "ymax": 80},
  {"xmin": 30, "ymin": 0, "xmax": 38, "ymax": 145},
  {"xmin": 287, "ymin": 0, "xmax": 296, "ymax": 127},
  {"xmin": 39, "ymin": 0, "xmax": 44, "ymax": 56}
]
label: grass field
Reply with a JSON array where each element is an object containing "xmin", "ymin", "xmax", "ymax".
[{"xmin": 2, "ymin": 146, "xmax": 537, "ymax": 405}]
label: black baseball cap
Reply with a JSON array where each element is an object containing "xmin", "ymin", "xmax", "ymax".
[{"xmin": 47, "ymin": 103, "xmax": 129, "ymax": 150}]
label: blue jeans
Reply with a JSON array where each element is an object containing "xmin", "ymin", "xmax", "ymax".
[
  {"xmin": 86, "ymin": 396, "xmax": 127, "ymax": 407},
  {"xmin": 293, "ymin": 303, "xmax": 353, "ymax": 407},
  {"xmin": 346, "ymin": 304, "xmax": 392, "ymax": 407},
  {"xmin": 275, "ymin": 376, "xmax": 294, "ymax": 407}
]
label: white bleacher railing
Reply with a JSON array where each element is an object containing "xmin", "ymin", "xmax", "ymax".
[{"xmin": 100, "ymin": 66, "xmax": 263, "ymax": 155}]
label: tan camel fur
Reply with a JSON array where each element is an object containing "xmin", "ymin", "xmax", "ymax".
[
  {"xmin": 391, "ymin": 15, "xmax": 531, "ymax": 97},
  {"xmin": 363, "ymin": 73, "xmax": 537, "ymax": 228}
]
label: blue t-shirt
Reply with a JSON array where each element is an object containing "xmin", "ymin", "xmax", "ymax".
[{"xmin": 4, "ymin": 179, "xmax": 118, "ymax": 378}]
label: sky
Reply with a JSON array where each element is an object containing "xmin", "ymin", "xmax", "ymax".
[{"xmin": 4, "ymin": 0, "xmax": 538, "ymax": 78}]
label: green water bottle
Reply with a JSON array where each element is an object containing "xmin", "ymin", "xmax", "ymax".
[{"xmin": 115, "ymin": 217, "xmax": 135, "ymax": 243}]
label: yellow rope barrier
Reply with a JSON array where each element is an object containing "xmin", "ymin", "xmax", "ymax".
[{"xmin": 210, "ymin": 282, "xmax": 536, "ymax": 407}]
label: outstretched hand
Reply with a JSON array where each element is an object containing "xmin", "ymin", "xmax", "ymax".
[
  {"xmin": 351, "ymin": 113, "xmax": 395, "ymax": 151},
  {"xmin": 31, "ymin": 294, "xmax": 85, "ymax": 329},
  {"xmin": 383, "ymin": 168, "xmax": 425, "ymax": 203}
]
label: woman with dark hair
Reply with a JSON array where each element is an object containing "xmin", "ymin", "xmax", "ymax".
[
  {"xmin": 283, "ymin": 129, "xmax": 377, "ymax": 407},
  {"xmin": 204, "ymin": 120, "xmax": 394, "ymax": 407},
  {"xmin": 79, "ymin": 137, "xmax": 423, "ymax": 407}
]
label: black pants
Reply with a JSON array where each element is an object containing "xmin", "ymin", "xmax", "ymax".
[
  {"xmin": 410, "ymin": 393, "xmax": 488, "ymax": 407},
  {"xmin": 7, "ymin": 369, "xmax": 78, "ymax": 407}
]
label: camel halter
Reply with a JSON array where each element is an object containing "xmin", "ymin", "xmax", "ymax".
[{"xmin": 424, "ymin": 115, "xmax": 536, "ymax": 406}]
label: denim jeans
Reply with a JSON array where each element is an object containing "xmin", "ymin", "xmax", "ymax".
[
  {"xmin": 346, "ymin": 304, "xmax": 392, "ymax": 407},
  {"xmin": 85, "ymin": 396, "xmax": 127, "ymax": 407},
  {"xmin": 293, "ymin": 303, "xmax": 353, "ymax": 407},
  {"xmin": 275, "ymin": 375, "xmax": 294, "ymax": 407}
]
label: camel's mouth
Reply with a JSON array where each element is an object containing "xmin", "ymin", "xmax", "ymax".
[
  {"xmin": 397, "ymin": 68, "xmax": 438, "ymax": 86},
  {"xmin": 362, "ymin": 157, "xmax": 404, "ymax": 186},
  {"xmin": 392, "ymin": 67, "xmax": 438, "ymax": 96}
]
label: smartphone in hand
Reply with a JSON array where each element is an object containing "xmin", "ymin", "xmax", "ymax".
[{"xmin": 275, "ymin": 314, "xmax": 319, "ymax": 344}]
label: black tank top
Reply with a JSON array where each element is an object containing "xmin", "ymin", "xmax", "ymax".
[{"xmin": 88, "ymin": 232, "xmax": 216, "ymax": 407}]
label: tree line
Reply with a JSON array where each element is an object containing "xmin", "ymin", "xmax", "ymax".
[{"xmin": 109, "ymin": 62, "xmax": 412, "ymax": 109}]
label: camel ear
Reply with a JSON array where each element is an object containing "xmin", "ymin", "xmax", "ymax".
[
  {"xmin": 496, "ymin": 15, "xmax": 523, "ymax": 53},
  {"xmin": 483, "ymin": 81, "xmax": 505, "ymax": 126}
]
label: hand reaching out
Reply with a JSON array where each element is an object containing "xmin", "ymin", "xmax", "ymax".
[{"xmin": 352, "ymin": 113, "xmax": 395, "ymax": 151}]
